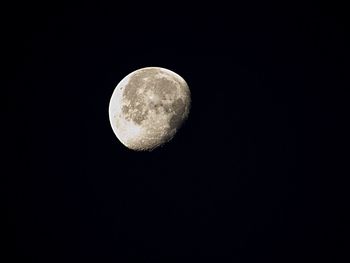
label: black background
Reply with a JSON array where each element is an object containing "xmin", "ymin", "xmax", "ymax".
[{"xmin": 4, "ymin": 1, "xmax": 347, "ymax": 262}]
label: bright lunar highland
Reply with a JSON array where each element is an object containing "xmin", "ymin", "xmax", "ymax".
[{"xmin": 109, "ymin": 67, "xmax": 191, "ymax": 151}]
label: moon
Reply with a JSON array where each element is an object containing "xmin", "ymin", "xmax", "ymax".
[{"xmin": 109, "ymin": 67, "xmax": 191, "ymax": 151}]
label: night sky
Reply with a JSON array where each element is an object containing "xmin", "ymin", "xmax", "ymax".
[{"xmin": 4, "ymin": 1, "xmax": 346, "ymax": 262}]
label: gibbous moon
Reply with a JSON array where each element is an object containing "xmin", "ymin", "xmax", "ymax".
[{"xmin": 109, "ymin": 67, "xmax": 191, "ymax": 151}]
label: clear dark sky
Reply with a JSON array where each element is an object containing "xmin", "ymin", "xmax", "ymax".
[{"xmin": 4, "ymin": 1, "xmax": 346, "ymax": 262}]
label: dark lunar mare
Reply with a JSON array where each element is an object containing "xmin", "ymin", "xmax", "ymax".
[
  {"xmin": 122, "ymin": 69, "xmax": 185, "ymax": 126},
  {"xmin": 121, "ymin": 70, "xmax": 156, "ymax": 124}
]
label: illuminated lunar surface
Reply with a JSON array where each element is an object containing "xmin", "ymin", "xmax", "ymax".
[{"xmin": 109, "ymin": 67, "xmax": 191, "ymax": 151}]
